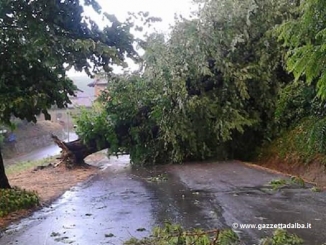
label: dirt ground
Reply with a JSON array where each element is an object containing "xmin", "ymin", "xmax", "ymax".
[{"xmin": 0, "ymin": 152, "xmax": 107, "ymax": 229}]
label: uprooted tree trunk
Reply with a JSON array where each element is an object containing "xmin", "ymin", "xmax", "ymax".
[{"xmin": 51, "ymin": 134, "xmax": 110, "ymax": 167}]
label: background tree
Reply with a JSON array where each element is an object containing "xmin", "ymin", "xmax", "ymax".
[
  {"xmin": 277, "ymin": 0, "xmax": 326, "ymax": 99},
  {"xmin": 0, "ymin": 0, "xmax": 143, "ymax": 188}
]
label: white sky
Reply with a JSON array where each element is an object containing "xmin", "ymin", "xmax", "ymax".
[
  {"xmin": 68, "ymin": 0, "xmax": 196, "ymax": 77},
  {"xmin": 98, "ymin": 0, "xmax": 195, "ymax": 33}
]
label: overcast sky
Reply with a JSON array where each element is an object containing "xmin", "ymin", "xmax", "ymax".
[
  {"xmin": 68, "ymin": 0, "xmax": 196, "ymax": 77},
  {"xmin": 97, "ymin": 0, "xmax": 195, "ymax": 32}
]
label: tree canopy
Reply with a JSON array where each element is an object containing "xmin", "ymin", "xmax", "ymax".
[{"xmin": 0, "ymin": 0, "xmax": 139, "ymax": 124}]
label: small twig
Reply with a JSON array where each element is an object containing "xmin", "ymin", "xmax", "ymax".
[
  {"xmin": 54, "ymin": 161, "xmax": 62, "ymax": 167},
  {"xmin": 182, "ymin": 229, "xmax": 220, "ymax": 237},
  {"xmin": 211, "ymin": 230, "xmax": 220, "ymax": 245}
]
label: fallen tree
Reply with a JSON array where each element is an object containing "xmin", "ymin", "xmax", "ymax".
[{"xmin": 56, "ymin": 0, "xmax": 298, "ymax": 167}]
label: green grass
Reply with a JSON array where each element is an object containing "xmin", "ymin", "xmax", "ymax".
[{"xmin": 6, "ymin": 156, "xmax": 57, "ymax": 175}]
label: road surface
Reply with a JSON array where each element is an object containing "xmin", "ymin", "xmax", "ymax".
[{"xmin": 0, "ymin": 157, "xmax": 325, "ymax": 245}]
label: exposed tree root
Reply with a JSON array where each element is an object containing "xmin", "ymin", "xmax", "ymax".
[{"xmin": 51, "ymin": 134, "xmax": 109, "ymax": 168}]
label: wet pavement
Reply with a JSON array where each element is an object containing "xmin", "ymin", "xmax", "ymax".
[{"xmin": 0, "ymin": 156, "xmax": 326, "ymax": 245}]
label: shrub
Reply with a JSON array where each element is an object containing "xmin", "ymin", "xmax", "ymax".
[{"xmin": 0, "ymin": 187, "xmax": 39, "ymax": 217}]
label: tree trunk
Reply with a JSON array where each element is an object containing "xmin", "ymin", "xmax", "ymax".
[
  {"xmin": 51, "ymin": 134, "xmax": 109, "ymax": 167},
  {"xmin": 0, "ymin": 148, "xmax": 11, "ymax": 189}
]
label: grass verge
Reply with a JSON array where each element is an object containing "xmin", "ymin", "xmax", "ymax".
[{"xmin": 5, "ymin": 156, "xmax": 57, "ymax": 175}]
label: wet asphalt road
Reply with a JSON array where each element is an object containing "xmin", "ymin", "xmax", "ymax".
[{"xmin": 0, "ymin": 155, "xmax": 326, "ymax": 245}]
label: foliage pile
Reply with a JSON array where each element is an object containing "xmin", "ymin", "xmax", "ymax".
[
  {"xmin": 260, "ymin": 229, "xmax": 303, "ymax": 245},
  {"xmin": 0, "ymin": 187, "xmax": 39, "ymax": 217},
  {"xmin": 123, "ymin": 222, "xmax": 303, "ymax": 245},
  {"xmin": 124, "ymin": 222, "xmax": 240, "ymax": 245},
  {"xmin": 268, "ymin": 177, "xmax": 305, "ymax": 190},
  {"xmin": 76, "ymin": 0, "xmax": 297, "ymax": 165}
]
